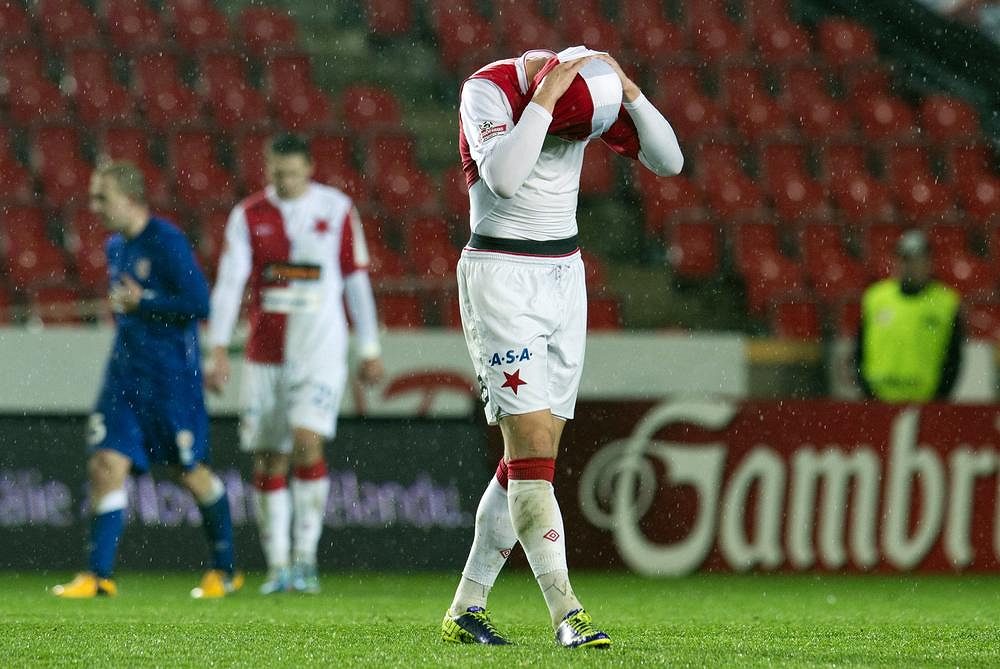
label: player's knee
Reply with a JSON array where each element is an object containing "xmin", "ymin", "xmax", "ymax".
[
  {"xmin": 87, "ymin": 451, "xmax": 128, "ymax": 492},
  {"xmin": 254, "ymin": 452, "xmax": 289, "ymax": 477},
  {"xmin": 507, "ymin": 428, "xmax": 556, "ymax": 459},
  {"xmin": 291, "ymin": 429, "xmax": 324, "ymax": 465}
]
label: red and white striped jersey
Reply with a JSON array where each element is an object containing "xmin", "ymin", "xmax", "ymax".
[{"xmin": 208, "ymin": 182, "xmax": 373, "ymax": 365}]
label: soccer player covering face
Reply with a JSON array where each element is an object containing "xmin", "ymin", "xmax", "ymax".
[
  {"xmin": 206, "ymin": 134, "xmax": 383, "ymax": 594},
  {"xmin": 53, "ymin": 162, "xmax": 242, "ymax": 599},
  {"xmin": 441, "ymin": 48, "xmax": 683, "ymax": 648}
]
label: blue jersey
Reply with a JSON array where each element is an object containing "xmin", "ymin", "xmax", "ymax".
[{"xmin": 90, "ymin": 217, "xmax": 212, "ymax": 472}]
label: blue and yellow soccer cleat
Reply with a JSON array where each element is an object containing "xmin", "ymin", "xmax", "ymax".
[
  {"xmin": 190, "ymin": 569, "xmax": 245, "ymax": 599},
  {"xmin": 52, "ymin": 572, "xmax": 118, "ymax": 599},
  {"xmin": 555, "ymin": 608, "xmax": 612, "ymax": 649},
  {"xmin": 291, "ymin": 563, "xmax": 321, "ymax": 594},
  {"xmin": 441, "ymin": 606, "xmax": 511, "ymax": 645}
]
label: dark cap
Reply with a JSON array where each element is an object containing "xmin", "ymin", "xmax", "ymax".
[{"xmin": 896, "ymin": 229, "xmax": 930, "ymax": 258}]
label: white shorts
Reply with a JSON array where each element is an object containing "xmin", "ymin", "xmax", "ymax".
[
  {"xmin": 238, "ymin": 360, "xmax": 348, "ymax": 453},
  {"xmin": 457, "ymin": 247, "xmax": 587, "ymax": 425}
]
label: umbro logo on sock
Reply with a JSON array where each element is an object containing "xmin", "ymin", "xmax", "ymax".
[
  {"xmin": 500, "ymin": 549, "xmax": 512, "ymax": 559},
  {"xmin": 543, "ymin": 529, "xmax": 560, "ymax": 542}
]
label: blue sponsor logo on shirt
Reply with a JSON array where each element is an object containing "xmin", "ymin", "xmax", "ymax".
[{"xmin": 489, "ymin": 348, "xmax": 531, "ymax": 367}]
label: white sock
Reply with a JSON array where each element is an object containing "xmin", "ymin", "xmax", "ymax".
[
  {"xmin": 449, "ymin": 478, "xmax": 517, "ymax": 616},
  {"xmin": 290, "ymin": 474, "xmax": 330, "ymax": 566},
  {"xmin": 253, "ymin": 484, "xmax": 291, "ymax": 573},
  {"xmin": 508, "ymin": 479, "xmax": 582, "ymax": 626}
]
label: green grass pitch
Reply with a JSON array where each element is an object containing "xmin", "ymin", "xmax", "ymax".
[{"xmin": 2, "ymin": 571, "xmax": 999, "ymax": 667}]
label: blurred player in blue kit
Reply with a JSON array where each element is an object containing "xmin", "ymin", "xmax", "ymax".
[{"xmin": 52, "ymin": 162, "xmax": 243, "ymax": 599}]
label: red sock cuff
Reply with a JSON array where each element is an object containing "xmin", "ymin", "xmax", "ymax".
[
  {"xmin": 507, "ymin": 457, "xmax": 556, "ymax": 483},
  {"xmin": 495, "ymin": 458, "xmax": 509, "ymax": 490},
  {"xmin": 253, "ymin": 472, "xmax": 287, "ymax": 492},
  {"xmin": 293, "ymin": 460, "xmax": 328, "ymax": 481}
]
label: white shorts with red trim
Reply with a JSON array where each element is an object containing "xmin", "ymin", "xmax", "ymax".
[
  {"xmin": 457, "ymin": 247, "xmax": 587, "ymax": 425},
  {"xmin": 238, "ymin": 360, "xmax": 348, "ymax": 453}
]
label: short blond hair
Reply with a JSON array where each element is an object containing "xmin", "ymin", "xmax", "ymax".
[{"xmin": 94, "ymin": 160, "xmax": 147, "ymax": 204}]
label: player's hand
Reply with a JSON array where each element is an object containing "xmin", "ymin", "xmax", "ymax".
[
  {"xmin": 594, "ymin": 53, "xmax": 642, "ymax": 102},
  {"xmin": 531, "ymin": 56, "xmax": 595, "ymax": 113},
  {"xmin": 108, "ymin": 275, "xmax": 143, "ymax": 313},
  {"xmin": 205, "ymin": 346, "xmax": 230, "ymax": 394},
  {"xmin": 357, "ymin": 357, "xmax": 384, "ymax": 386}
]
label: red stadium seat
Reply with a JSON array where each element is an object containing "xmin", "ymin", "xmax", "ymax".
[
  {"xmin": 956, "ymin": 174, "xmax": 999, "ymax": 226},
  {"xmin": 754, "ymin": 21, "xmax": 811, "ymax": 66},
  {"xmin": 855, "ymin": 95, "xmax": 918, "ymax": 142},
  {"xmin": 770, "ymin": 297, "xmax": 821, "ymax": 341},
  {"xmin": 168, "ymin": 1, "xmax": 231, "ymax": 52},
  {"xmin": 732, "ymin": 219, "xmax": 782, "ymax": 275},
  {"xmin": 742, "ymin": 256, "xmax": 806, "ymax": 316},
  {"xmin": 272, "ymin": 88, "xmax": 333, "ymax": 131},
  {"xmin": 859, "ymin": 221, "xmax": 906, "ymax": 279},
  {"xmin": 0, "ymin": 3, "xmax": 32, "ymax": 46},
  {"xmin": 374, "ymin": 165, "xmax": 438, "ymax": 218},
  {"xmin": 193, "ymin": 206, "xmax": 228, "ymax": 280},
  {"xmin": 366, "ymin": 239, "xmax": 408, "ymax": 280},
  {"xmin": 103, "ymin": 0, "xmax": 167, "ymax": 52},
  {"xmin": 624, "ymin": 17, "xmax": 684, "ymax": 64},
  {"xmin": 777, "ymin": 65, "xmax": 854, "ymax": 140},
  {"xmin": 842, "ymin": 65, "xmax": 893, "ymax": 103},
  {"xmin": 401, "ymin": 214, "xmax": 455, "ymax": 254},
  {"xmin": 635, "ymin": 169, "xmax": 704, "ymax": 236},
  {"xmin": 817, "ymin": 18, "xmax": 877, "ymax": 68},
  {"xmin": 31, "ymin": 126, "xmax": 91, "ymax": 205},
  {"xmin": 797, "ymin": 222, "xmax": 867, "ymax": 303},
  {"xmin": 580, "ymin": 248, "xmax": 609, "ymax": 292},
  {"xmin": 743, "ymin": 0, "xmax": 793, "ymax": 27},
  {"xmin": 431, "ymin": 4, "xmax": 495, "ymax": 73},
  {"xmin": 339, "ymin": 84, "xmax": 403, "ymax": 133},
  {"xmin": 64, "ymin": 48, "xmax": 137, "ymax": 125},
  {"xmin": 705, "ymin": 173, "xmax": 767, "ymax": 219},
  {"xmin": 264, "ymin": 53, "xmax": 315, "ymax": 94},
  {"xmin": 926, "ymin": 225, "xmax": 994, "ymax": 298},
  {"xmin": 377, "ymin": 291, "xmax": 425, "ymax": 328},
  {"xmin": 919, "ymin": 95, "xmax": 979, "ymax": 144},
  {"xmin": 131, "ymin": 52, "xmax": 203, "ymax": 130},
  {"xmin": 587, "ymin": 294, "xmax": 622, "ymax": 330},
  {"xmin": 0, "ymin": 129, "xmax": 34, "ymax": 201},
  {"xmin": 894, "ymin": 177, "xmax": 954, "ymax": 222},
  {"xmin": 31, "ymin": 285, "xmax": 83, "ymax": 325},
  {"xmin": 365, "ymin": 0, "xmax": 413, "ymax": 37},
  {"xmin": 440, "ymin": 165, "xmax": 470, "ymax": 220},
  {"xmin": 167, "ymin": 130, "xmax": 236, "ymax": 207},
  {"xmin": 666, "ymin": 219, "xmax": 721, "ymax": 280},
  {"xmin": 409, "ymin": 238, "xmax": 460, "ymax": 281},
  {"xmin": 945, "ymin": 143, "xmax": 992, "ymax": 181},
  {"xmin": 718, "ymin": 65, "xmax": 791, "ymax": 140},
  {"xmin": 1, "ymin": 47, "xmax": 69, "ymax": 125},
  {"xmin": 1, "ymin": 205, "xmax": 70, "ymax": 289},
  {"xmin": 562, "ymin": 7, "xmax": 622, "ymax": 54},
  {"xmin": 832, "ymin": 300, "xmax": 861, "ymax": 337},
  {"xmin": 966, "ymin": 302, "xmax": 1000, "ymax": 341},
  {"xmin": 37, "ymin": 0, "xmax": 101, "ymax": 47},
  {"xmin": 690, "ymin": 16, "xmax": 746, "ymax": 63},
  {"xmin": 310, "ymin": 133, "xmax": 365, "ymax": 201},
  {"xmin": 231, "ymin": 130, "xmax": 270, "ymax": 193},
  {"xmin": 238, "ymin": 7, "xmax": 298, "ymax": 56},
  {"xmin": 650, "ymin": 66, "xmax": 725, "ymax": 140},
  {"xmin": 198, "ymin": 51, "xmax": 270, "ymax": 130},
  {"xmin": 65, "ymin": 208, "xmax": 110, "ymax": 292},
  {"xmin": 579, "ymin": 143, "xmax": 617, "ymax": 196}
]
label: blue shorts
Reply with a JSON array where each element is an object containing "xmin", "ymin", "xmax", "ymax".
[{"xmin": 88, "ymin": 380, "xmax": 210, "ymax": 474}]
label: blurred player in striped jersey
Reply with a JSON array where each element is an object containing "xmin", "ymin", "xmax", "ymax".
[
  {"xmin": 441, "ymin": 47, "xmax": 683, "ymax": 648},
  {"xmin": 53, "ymin": 162, "xmax": 242, "ymax": 599},
  {"xmin": 206, "ymin": 134, "xmax": 383, "ymax": 594}
]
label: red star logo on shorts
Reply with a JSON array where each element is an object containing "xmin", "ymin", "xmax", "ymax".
[
  {"xmin": 313, "ymin": 219, "xmax": 330, "ymax": 234},
  {"xmin": 501, "ymin": 369, "xmax": 527, "ymax": 395}
]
